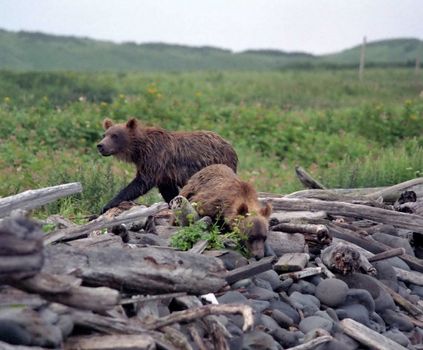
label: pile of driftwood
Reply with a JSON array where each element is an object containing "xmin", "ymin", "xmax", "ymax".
[{"xmin": 1, "ymin": 168, "xmax": 423, "ymax": 350}]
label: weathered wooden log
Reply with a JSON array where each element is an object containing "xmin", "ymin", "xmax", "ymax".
[
  {"xmin": 274, "ymin": 253, "xmax": 310, "ymax": 273},
  {"xmin": 279, "ymin": 267, "xmax": 322, "ymax": 280},
  {"xmin": 364, "ymin": 177, "xmax": 423, "ymax": 203},
  {"xmin": 264, "ymin": 197, "xmax": 423, "ymax": 234},
  {"xmin": 314, "ymin": 257, "xmax": 335, "ymax": 278},
  {"xmin": 340, "ymin": 318, "xmax": 408, "ymax": 350},
  {"xmin": 269, "ymin": 210, "xmax": 328, "ymax": 223},
  {"xmin": 224, "ymin": 256, "xmax": 274, "ymax": 284},
  {"xmin": 65, "ymin": 335, "xmax": 156, "ymax": 350},
  {"xmin": 321, "ymin": 242, "xmax": 375, "ymax": 275},
  {"xmin": 285, "ymin": 335, "xmax": 333, "ymax": 350},
  {"xmin": 44, "ymin": 202, "xmax": 168, "ymax": 245},
  {"xmin": 270, "ymin": 222, "xmax": 332, "ymax": 253},
  {"xmin": 12, "ymin": 272, "xmax": 120, "ymax": 312},
  {"xmin": 393, "ymin": 267, "xmax": 423, "ymax": 286},
  {"xmin": 0, "ymin": 341, "xmax": 48, "ymax": 350},
  {"xmin": 43, "ymin": 244, "xmax": 227, "ymax": 295},
  {"xmin": 144, "ymin": 303, "xmax": 254, "ymax": 332},
  {"xmin": 295, "ymin": 166, "xmax": 326, "ymax": 190},
  {"xmin": 188, "ymin": 325, "xmax": 208, "ymax": 350},
  {"xmin": 0, "ymin": 216, "xmax": 44, "ymax": 281},
  {"xmin": 368, "ymin": 247, "xmax": 405, "ymax": 262},
  {"xmin": 0, "ymin": 182, "xmax": 82, "ymax": 218},
  {"xmin": 327, "ymin": 223, "xmax": 423, "ymax": 273}
]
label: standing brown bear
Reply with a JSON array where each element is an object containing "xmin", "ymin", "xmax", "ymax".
[
  {"xmin": 178, "ymin": 164, "xmax": 272, "ymax": 258},
  {"xmin": 97, "ymin": 118, "xmax": 238, "ymax": 213}
]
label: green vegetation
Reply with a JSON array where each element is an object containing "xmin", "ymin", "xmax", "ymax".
[
  {"xmin": 0, "ymin": 68, "xmax": 422, "ymax": 219},
  {"xmin": 170, "ymin": 221, "xmax": 224, "ymax": 251},
  {"xmin": 0, "ymin": 29, "xmax": 422, "ymax": 71}
]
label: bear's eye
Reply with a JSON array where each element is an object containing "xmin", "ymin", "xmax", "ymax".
[{"xmin": 111, "ymin": 134, "xmax": 118, "ymax": 140}]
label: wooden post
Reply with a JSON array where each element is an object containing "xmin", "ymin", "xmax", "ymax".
[{"xmin": 359, "ymin": 36, "xmax": 366, "ymax": 82}]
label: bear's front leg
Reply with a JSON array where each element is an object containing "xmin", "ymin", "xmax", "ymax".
[{"xmin": 101, "ymin": 176, "xmax": 153, "ymax": 214}]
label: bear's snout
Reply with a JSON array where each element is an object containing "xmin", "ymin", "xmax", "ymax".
[{"xmin": 97, "ymin": 143, "xmax": 110, "ymax": 156}]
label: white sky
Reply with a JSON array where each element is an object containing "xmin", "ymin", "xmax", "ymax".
[{"xmin": 0, "ymin": 0, "xmax": 422, "ymax": 54}]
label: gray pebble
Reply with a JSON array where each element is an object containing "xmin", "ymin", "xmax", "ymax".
[
  {"xmin": 288, "ymin": 280, "xmax": 316, "ymax": 295},
  {"xmin": 256, "ymin": 270, "xmax": 284, "ymax": 291},
  {"xmin": 270, "ymin": 309, "xmax": 294, "ymax": 328},
  {"xmin": 231, "ymin": 278, "xmax": 253, "ymax": 289},
  {"xmin": 253, "ymin": 278, "xmax": 274, "ymax": 291},
  {"xmin": 383, "ymin": 329, "xmax": 410, "ymax": 347},
  {"xmin": 270, "ymin": 327, "xmax": 300, "ymax": 348},
  {"xmin": 315, "ymin": 279, "xmax": 349, "ymax": 307},
  {"xmin": 247, "ymin": 285, "xmax": 279, "ymax": 301},
  {"xmin": 299, "ymin": 315, "xmax": 333, "ymax": 333},
  {"xmin": 217, "ymin": 291, "xmax": 247, "ymax": 305},
  {"xmin": 336, "ymin": 304, "xmax": 371, "ymax": 327},
  {"xmin": 269, "ymin": 300, "xmax": 300, "ymax": 324},
  {"xmin": 242, "ymin": 330, "xmax": 279, "ymax": 350},
  {"xmin": 344, "ymin": 289, "xmax": 375, "ymax": 313},
  {"xmin": 382, "ymin": 309, "xmax": 414, "ymax": 332},
  {"xmin": 247, "ymin": 299, "xmax": 270, "ymax": 313},
  {"xmin": 289, "ymin": 291, "xmax": 320, "ymax": 317},
  {"xmin": 257, "ymin": 314, "xmax": 280, "ymax": 332}
]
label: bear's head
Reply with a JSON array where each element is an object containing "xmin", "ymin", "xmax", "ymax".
[
  {"xmin": 97, "ymin": 118, "xmax": 138, "ymax": 160},
  {"xmin": 237, "ymin": 202, "xmax": 272, "ymax": 259}
]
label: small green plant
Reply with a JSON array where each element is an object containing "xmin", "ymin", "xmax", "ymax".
[{"xmin": 170, "ymin": 221, "xmax": 208, "ymax": 250}]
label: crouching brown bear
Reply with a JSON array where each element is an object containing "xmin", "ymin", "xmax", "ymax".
[
  {"xmin": 97, "ymin": 118, "xmax": 238, "ymax": 213},
  {"xmin": 178, "ymin": 164, "xmax": 272, "ymax": 259}
]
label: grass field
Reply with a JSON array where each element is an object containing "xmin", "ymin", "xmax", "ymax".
[{"xmin": 0, "ymin": 68, "xmax": 422, "ymax": 218}]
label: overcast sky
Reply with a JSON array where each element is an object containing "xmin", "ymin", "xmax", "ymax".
[{"xmin": 1, "ymin": 0, "xmax": 422, "ymax": 54}]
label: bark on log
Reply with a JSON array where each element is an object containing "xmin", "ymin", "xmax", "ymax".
[
  {"xmin": 144, "ymin": 303, "xmax": 254, "ymax": 332},
  {"xmin": 295, "ymin": 166, "xmax": 326, "ymax": 190},
  {"xmin": 65, "ymin": 335, "xmax": 156, "ymax": 350},
  {"xmin": 279, "ymin": 267, "xmax": 322, "ymax": 280},
  {"xmin": 43, "ymin": 244, "xmax": 227, "ymax": 295},
  {"xmin": 340, "ymin": 318, "xmax": 408, "ymax": 350},
  {"xmin": 393, "ymin": 267, "xmax": 423, "ymax": 286},
  {"xmin": 266, "ymin": 197, "xmax": 423, "ymax": 235},
  {"xmin": 12, "ymin": 272, "xmax": 120, "ymax": 312},
  {"xmin": 364, "ymin": 177, "xmax": 423, "ymax": 203},
  {"xmin": 0, "ymin": 341, "xmax": 48, "ymax": 350},
  {"xmin": 0, "ymin": 216, "xmax": 44, "ymax": 281},
  {"xmin": 327, "ymin": 223, "xmax": 423, "ymax": 273},
  {"xmin": 44, "ymin": 202, "xmax": 168, "ymax": 245},
  {"xmin": 0, "ymin": 182, "xmax": 82, "ymax": 218}
]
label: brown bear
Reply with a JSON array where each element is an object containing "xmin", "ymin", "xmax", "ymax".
[
  {"xmin": 97, "ymin": 118, "xmax": 238, "ymax": 213},
  {"xmin": 178, "ymin": 164, "xmax": 272, "ymax": 258}
]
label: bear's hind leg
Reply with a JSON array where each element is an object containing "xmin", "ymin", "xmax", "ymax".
[{"xmin": 158, "ymin": 183, "xmax": 180, "ymax": 203}]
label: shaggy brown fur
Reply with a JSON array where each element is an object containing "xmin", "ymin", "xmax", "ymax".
[
  {"xmin": 179, "ymin": 164, "xmax": 272, "ymax": 258},
  {"xmin": 97, "ymin": 118, "xmax": 238, "ymax": 213}
]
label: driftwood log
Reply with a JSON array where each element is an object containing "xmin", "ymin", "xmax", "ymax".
[
  {"xmin": 0, "ymin": 216, "xmax": 44, "ymax": 281},
  {"xmin": 295, "ymin": 166, "xmax": 326, "ymax": 190},
  {"xmin": 44, "ymin": 202, "xmax": 168, "ymax": 245},
  {"xmin": 42, "ymin": 244, "xmax": 227, "ymax": 295},
  {"xmin": 0, "ymin": 182, "xmax": 83, "ymax": 218}
]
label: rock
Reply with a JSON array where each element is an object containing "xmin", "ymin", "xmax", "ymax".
[
  {"xmin": 231, "ymin": 278, "xmax": 253, "ymax": 289},
  {"xmin": 289, "ymin": 291, "xmax": 320, "ymax": 317},
  {"xmin": 127, "ymin": 232, "xmax": 168, "ymax": 246},
  {"xmin": 256, "ymin": 314, "xmax": 280, "ymax": 332},
  {"xmin": 372, "ymin": 232, "xmax": 414, "ymax": 256},
  {"xmin": 373, "ymin": 288, "xmax": 396, "ymax": 314},
  {"xmin": 255, "ymin": 270, "xmax": 284, "ymax": 291},
  {"xmin": 340, "ymin": 273, "xmax": 380, "ymax": 300},
  {"xmin": 299, "ymin": 316, "xmax": 333, "ymax": 333},
  {"xmin": 270, "ymin": 309, "xmax": 294, "ymax": 328},
  {"xmin": 214, "ymin": 250, "xmax": 248, "ymax": 270},
  {"xmin": 247, "ymin": 299, "xmax": 270, "ymax": 313},
  {"xmin": 269, "ymin": 328, "xmax": 300, "ymax": 348},
  {"xmin": 217, "ymin": 291, "xmax": 247, "ymax": 305},
  {"xmin": 344, "ymin": 289, "xmax": 375, "ymax": 313},
  {"xmin": 315, "ymin": 279, "xmax": 349, "ymax": 307},
  {"xmin": 269, "ymin": 300, "xmax": 300, "ymax": 324},
  {"xmin": 278, "ymin": 277, "xmax": 294, "ymax": 291},
  {"xmin": 288, "ymin": 280, "xmax": 316, "ymax": 295},
  {"xmin": 253, "ymin": 278, "xmax": 274, "ymax": 291},
  {"xmin": 242, "ymin": 330, "xmax": 279, "ymax": 350},
  {"xmin": 382, "ymin": 309, "xmax": 414, "ymax": 332},
  {"xmin": 267, "ymin": 231, "xmax": 305, "ymax": 257},
  {"xmin": 383, "ymin": 329, "xmax": 410, "ymax": 347},
  {"xmin": 336, "ymin": 304, "xmax": 371, "ymax": 327},
  {"xmin": 246, "ymin": 286, "xmax": 278, "ymax": 301}
]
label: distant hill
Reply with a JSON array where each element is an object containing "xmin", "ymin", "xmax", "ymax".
[
  {"xmin": 0, "ymin": 29, "xmax": 421, "ymax": 71},
  {"xmin": 323, "ymin": 38, "xmax": 423, "ymax": 66}
]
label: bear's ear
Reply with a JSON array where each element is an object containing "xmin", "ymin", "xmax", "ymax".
[
  {"xmin": 103, "ymin": 118, "xmax": 113, "ymax": 130},
  {"xmin": 126, "ymin": 118, "xmax": 138, "ymax": 130},
  {"xmin": 260, "ymin": 202, "xmax": 272, "ymax": 218},
  {"xmin": 236, "ymin": 203, "xmax": 249, "ymax": 216}
]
